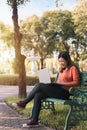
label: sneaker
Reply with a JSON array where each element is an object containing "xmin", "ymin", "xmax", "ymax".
[
  {"xmin": 27, "ymin": 119, "xmax": 38, "ymax": 125},
  {"xmin": 22, "ymin": 119, "xmax": 39, "ymax": 128},
  {"xmin": 12, "ymin": 101, "xmax": 25, "ymax": 108}
]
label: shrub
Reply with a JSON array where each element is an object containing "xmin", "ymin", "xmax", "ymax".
[{"xmin": 0, "ymin": 74, "xmax": 56, "ymax": 85}]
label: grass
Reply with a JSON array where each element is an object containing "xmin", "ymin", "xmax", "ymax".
[
  {"xmin": 1, "ymin": 73, "xmax": 87, "ymax": 130},
  {"xmin": 4, "ymin": 96, "xmax": 87, "ymax": 130},
  {"xmin": 5, "ymin": 96, "xmax": 68, "ymax": 130}
]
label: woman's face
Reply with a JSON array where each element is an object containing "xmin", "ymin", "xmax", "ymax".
[{"xmin": 58, "ymin": 57, "xmax": 68, "ymax": 69}]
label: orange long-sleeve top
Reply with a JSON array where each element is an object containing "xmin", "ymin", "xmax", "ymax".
[{"xmin": 57, "ymin": 66, "xmax": 80, "ymax": 91}]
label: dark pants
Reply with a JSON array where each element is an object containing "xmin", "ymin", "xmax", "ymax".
[{"xmin": 23, "ymin": 83, "xmax": 70, "ymax": 121}]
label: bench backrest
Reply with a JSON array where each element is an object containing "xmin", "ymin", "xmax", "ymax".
[
  {"xmin": 54, "ymin": 72, "xmax": 87, "ymax": 87},
  {"xmin": 79, "ymin": 72, "xmax": 87, "ymax": 86}
]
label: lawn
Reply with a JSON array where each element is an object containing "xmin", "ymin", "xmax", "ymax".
[
  {"xmin": 5, "ymin": 96, "xmax": 87, "ymax": 130},
  {"xmin": 1, "ymin": 74, "xmax": 87, "ymax": 130}
]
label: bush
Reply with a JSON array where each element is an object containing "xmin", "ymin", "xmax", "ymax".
[
  {"xmin": 0, "ymin": 74, "xmax": 18, "ymax": 85},
  {"xmin": 0, "ymin": 74, "xmax": 56, "ymax": 85}
]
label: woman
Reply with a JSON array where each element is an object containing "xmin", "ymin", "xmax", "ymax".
[{"xmin": 13, "ymin": 51, "xmax": 80, "ymax": 127}]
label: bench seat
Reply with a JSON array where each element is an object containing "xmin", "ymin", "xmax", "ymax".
[{"xmin": 45, "ymin": 98, "xmax": 69, "ymax": 104}]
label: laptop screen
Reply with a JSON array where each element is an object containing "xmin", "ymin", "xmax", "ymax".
[{"xmin": 37, "ymin": 68, "xmax": 51, "ymax": 83}]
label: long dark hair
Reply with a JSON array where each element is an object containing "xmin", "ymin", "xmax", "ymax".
[{"xmin": 58, "ymin": 51, "xmax": 73, "ymax": 72}]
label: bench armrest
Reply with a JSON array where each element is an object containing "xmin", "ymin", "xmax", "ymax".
[
  {"xmin": 68, "ymin": 87, "xmax": 87, "ymax": 105},
  {"xmin": 69, "ymin": 87, "xmax": 87, "ymax": 95}
]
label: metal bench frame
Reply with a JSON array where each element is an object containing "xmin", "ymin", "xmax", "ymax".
[{"xmin": 41, "ymin": 72, "xmax": 87, "ymax": 130}]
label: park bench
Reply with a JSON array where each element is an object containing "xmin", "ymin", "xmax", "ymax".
[{"xmin": 41, "ymin": 72, "xmax": 87, "ymax": 130}]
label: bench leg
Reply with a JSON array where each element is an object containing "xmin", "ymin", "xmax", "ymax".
[
  {"xmin": 50, "ymin": 101, "xmax": 55, "ymax": 113},
  {"xmin": 41, "ymin": 100, "xmax": 55, "ymax": 113},
  {"xmin": 64, "ymin": 104, "xmax": 87, "ymax": 130},
  {"xmin": 64, "ymin": 106, "xmax": 72, "ymax": 130}
]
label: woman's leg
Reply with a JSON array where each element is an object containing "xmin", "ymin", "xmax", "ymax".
[
  {"xmin": 22, "ymin": 84, "xmax": 70, "ymax": 126},
  {"xmin": 24, "ymin": 83, "xmax": 70, "ymax": 105},
  {"xmin": 15, "ymin": 83, "xmax": 49, "ymax": 108},
  {"xmin": 14, "ymin": 83, "xmax": 69, "ymax": 109},
  {"xmin": 27, "ymin": 84, "xmax": 70, "ymax": 124},
  {"xmin": 37, "ymin": 83, "xmax": 70, "ymax": 100},
  {"xmin": 30, "ymin": 92, "xmax": 47, "ymax": 121},
  {"xmin": 23, "ymin": 83, "xmax": 49, "ymax": 105}
]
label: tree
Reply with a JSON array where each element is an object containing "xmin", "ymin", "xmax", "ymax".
[
  {"xmin": 0, "ymin": 22, "xmax": 14, "ymax": 47},
  {"xmin": 6, "ymin": 0, "xmax": 31, "ymax": 98},
  {"xmin": 20, "ymin": 14, "xmax": 60, "ymax": 69},
  {"xmin": 20, "ymin": 10, "xmax": 75, "ymax": 69},
  {"xmin": 20, "ymin": 15, "xmax": 45, "ymax": 69},
  {"xmin": 72, "ymin": 0, "xmax": 87, "ymax": 62},
  {"xmin": 72, "ymin": 0, "xmax": 87, "ymax": 36},
  {"xmin": 5, "ymin": 0, "xmax": 64, "ymax": 97},
  {"xmin": 41, "ymin": 10, "xmax": 75, "ymax": 52}
]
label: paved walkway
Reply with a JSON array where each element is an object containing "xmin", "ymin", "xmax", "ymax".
[{"xmin": 0, "ymin": 85, "xmax": 54, "ymax": 130}]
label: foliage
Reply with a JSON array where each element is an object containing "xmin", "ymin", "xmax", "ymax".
[
  {"xmin": 1, "ymin": 6, "xmax": 86, "ymax": 69},
  {"xmin": 0, "ymin": 74, "xmax": 18, "ymax": 85},
  {"xmin": 0, "ymin": 0, "xmax": 64, "ymax": 97},
  {"xmin": 7, "ymin": 0, "xmax": 30, "ymax": 7},
  {"xmin": 72, "ymin": 0, "xmax": 87, "ymax": 36},
  {"xmin": 0, "ymin": 23, "xmax": 14, "ymax": 48},
  {"xmin": 41, "ymin": 10, "xmax": 75, "ymax": 52},
  {"xmin": 20, "ymin": 10, "xmax": 75, "ymax": 68},
  {"xmin": 71, "ymin": 0, "xmax": 87, "ymax": 62},
  {"xmin": 7, "ymin": 0, "xmax": 60, "ymax": 8},
  {"xmin": 0, "ymin": 74, "xmax": 56, "ymax": 85},
  {"xmin": 0, "ymin": 74, "xmax": 37, "ymax": 85},
  {"xmin": 0, "ymin": 0, "xmax": 87, "ymax": 97}
]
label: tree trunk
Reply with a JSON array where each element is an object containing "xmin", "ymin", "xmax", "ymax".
[
  {"xmin": 12, "ymin": 1, "xmax": 26, "ymax": 98},
  {"xmin": 40, "ymin": 58, "xmax": 44, "ymax": 69}
]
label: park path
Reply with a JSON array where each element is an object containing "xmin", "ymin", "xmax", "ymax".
[{"xmin": 0, "ymin": 85, "xmax": 54, "ymax": 130}]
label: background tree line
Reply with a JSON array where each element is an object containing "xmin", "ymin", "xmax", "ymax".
[{"xmin": 0, "ymin": 0, "xmax": 87, "ymax": 97}]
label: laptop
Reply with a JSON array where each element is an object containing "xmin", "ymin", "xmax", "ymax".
[
  {"xmin": 37, "ymin": 68, "xmax": 65, "ymax": 86},
  {"xmin": 37, "ymin": 68, "xmax": 51, "ymax": 83}
]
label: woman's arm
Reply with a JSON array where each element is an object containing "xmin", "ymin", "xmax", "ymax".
[
  {"xmin": 57, "ymin": 66, "xmax": 80, "ymax": 90},
  {"xmin": 65, "ymin": 66, "xmax": 80, "ymax": 87}
]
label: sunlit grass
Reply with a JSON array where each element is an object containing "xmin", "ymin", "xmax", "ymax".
[{"xmin": 5, "ymin": 96, "xmax": 87, "ymax": 130}]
